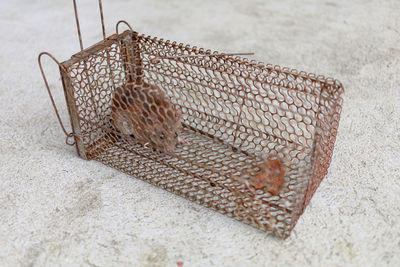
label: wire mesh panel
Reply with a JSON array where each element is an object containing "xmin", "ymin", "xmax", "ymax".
[{"xmin": 58, "ymin": 30, "xmax": 344, "ymax": 238}]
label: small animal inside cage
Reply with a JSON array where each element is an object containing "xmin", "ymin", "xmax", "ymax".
[
  {"xmin": 110, "ymin": 81, "xmax": 185, "ymax": 153},
  {"xmin": 38, "ymin": 0, "xmax": 344, "ymax": 239}
]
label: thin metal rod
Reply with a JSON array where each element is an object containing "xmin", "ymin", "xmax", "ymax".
[
  {"xmin": 98, "ymin": 0, "xmax": 106, "ymax": 39},
  {"xmin": 73, "ymin": 0, "xmax": 84, "ymax": 50},
  {"xmin": 73, "ymin": 0, "xmax": 106, "ymax": 50}
]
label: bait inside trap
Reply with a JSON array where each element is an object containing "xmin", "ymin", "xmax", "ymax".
[{"xmin": 39, "ymin": 0, "xmax": 344, "ymax": 239}]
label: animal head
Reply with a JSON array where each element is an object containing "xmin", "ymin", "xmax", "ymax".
[{"xmin": 147, "ymin": 108, "xmax": 182, "ymax": 153}]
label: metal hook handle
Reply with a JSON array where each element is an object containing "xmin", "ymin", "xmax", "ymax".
[
  {"xmin": 73, "ymin": 0, "xmax": 106, "ymax": 50},
  {"xmin": 38, "ymin": 52, "xmax": 76, "ymax": 146},
  {"xmin": 116, "ymin": 20, "xmax": 134, "ymax": 34}
]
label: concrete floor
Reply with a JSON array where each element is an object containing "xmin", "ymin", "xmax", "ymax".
[{"xmin": 1, "ymin": 0, "xmax": 399, "ymax": 266}]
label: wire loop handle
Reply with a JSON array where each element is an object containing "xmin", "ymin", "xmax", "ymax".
[
  {"xmin": 38, "ymin": 52, "xmax": 76, "ymax": 146},
  {"xmin": 116, "ymin": 20, "xmax": 134, "ymax": 34}
]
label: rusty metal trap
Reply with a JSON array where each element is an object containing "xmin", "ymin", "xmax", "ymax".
[{"xmin": 38, "ymin": 0, "xmax": 344, "ymax": 238}]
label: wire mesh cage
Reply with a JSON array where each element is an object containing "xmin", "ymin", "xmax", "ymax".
[{"xmin": 39, "ymin": 0, "xmax": 344, "ymax": 238}]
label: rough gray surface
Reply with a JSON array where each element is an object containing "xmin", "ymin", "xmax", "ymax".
[{"xmin": 1, "ymin": 0, "xmax": 399, "ymax": 266}]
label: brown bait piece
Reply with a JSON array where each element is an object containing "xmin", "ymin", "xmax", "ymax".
[{"xmin": 253, "ymin": 159, "xmax": 286, "ymax": 195}]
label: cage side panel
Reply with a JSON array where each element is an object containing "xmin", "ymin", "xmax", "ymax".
[
  {"xmin": 289, "ymin": 81, "xmax": 344, "ymax": 227},
  {"xmin": 60, "ymin": 67, "xmax": 87, "ymax": 159},
  {"xmin": 60, "ymin": 31, "xmax": 135, "ymax": 158},
  {"xmin": 64, "ymin": 38, "xmax": 130, "ymax": 158},
  {"xmin": 135, "ymin": 36, "xmax": 321, "ymax": 157},
  {"xmin": 303, "ymin": 81, "xmax": 344, "ymax": 208}
]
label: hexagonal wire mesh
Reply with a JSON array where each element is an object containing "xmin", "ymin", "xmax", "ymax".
[{"xmin": 39, "ymin": 1, "xmax": 344, "ymax": 239}]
